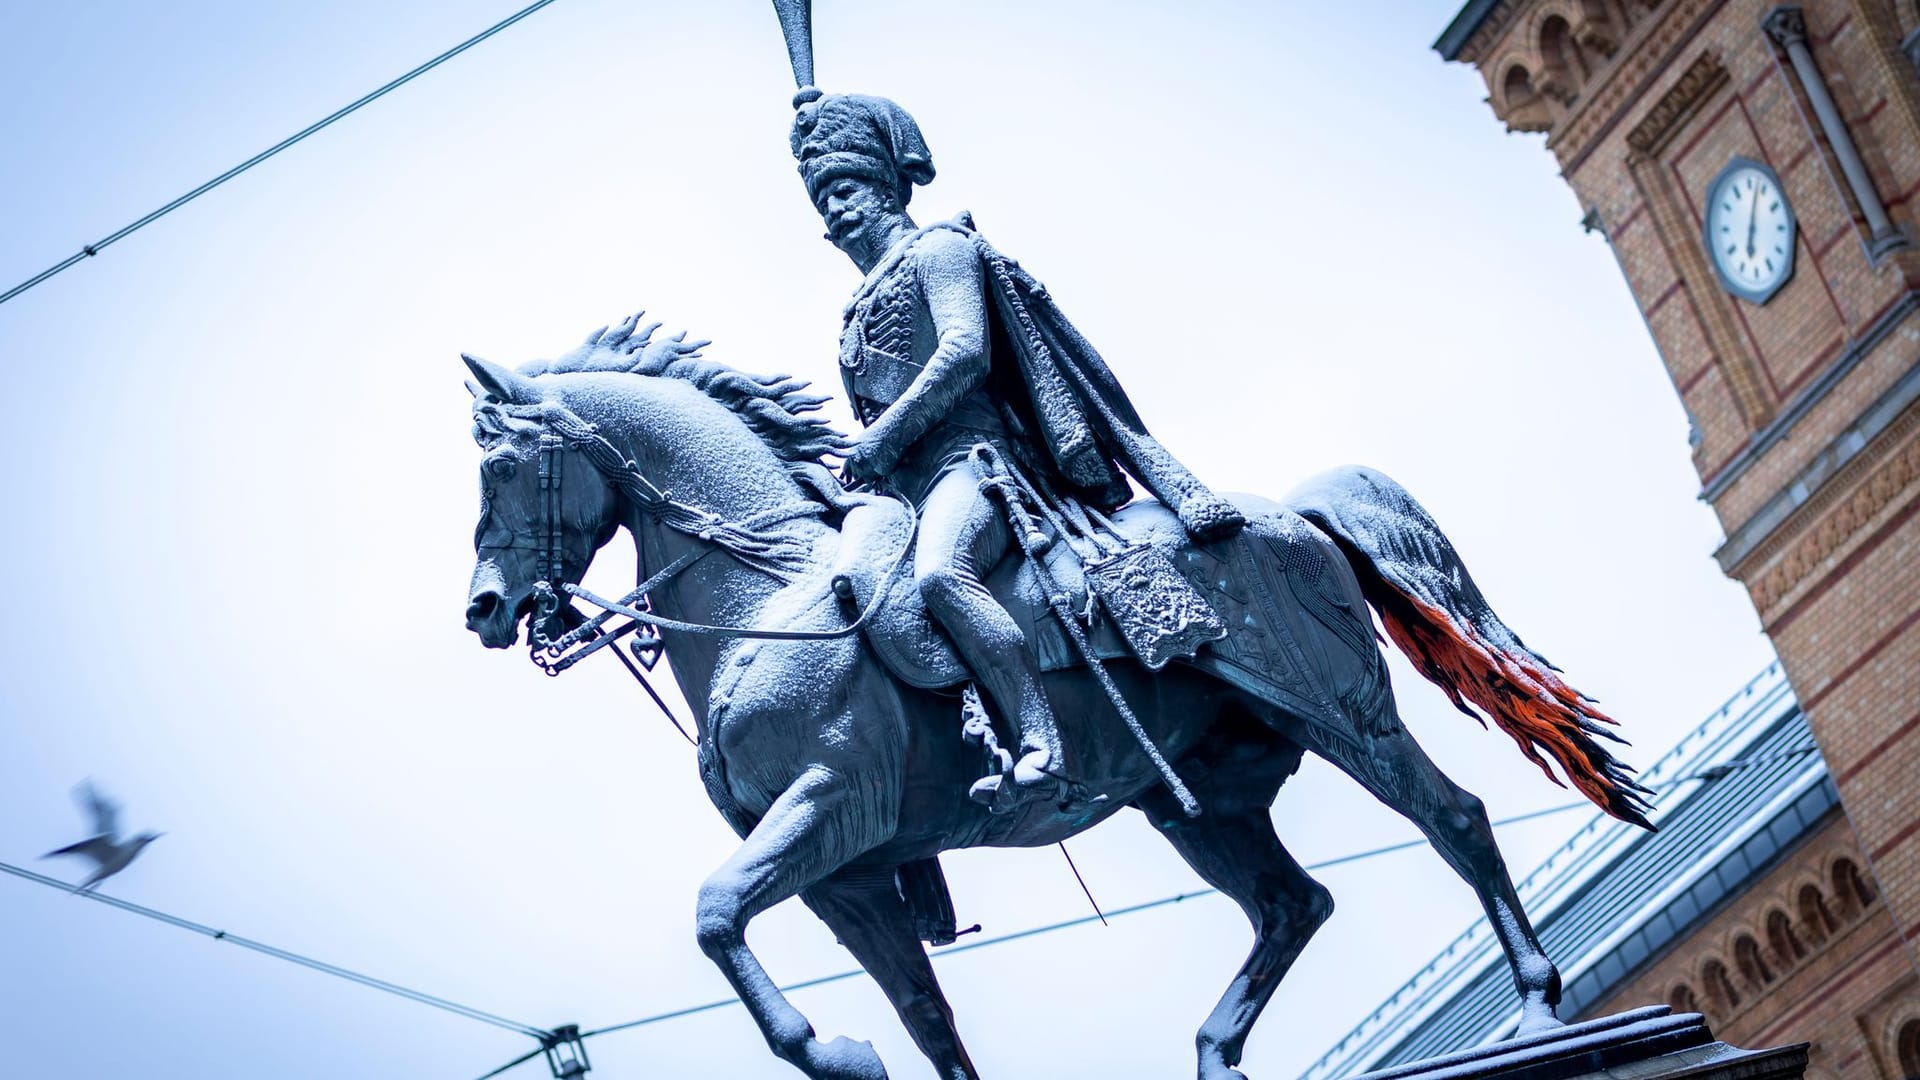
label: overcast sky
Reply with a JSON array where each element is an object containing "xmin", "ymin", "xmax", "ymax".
[{"xmin": 0, "ymin": 2, "xmax": 1777, "ymax": 1078}]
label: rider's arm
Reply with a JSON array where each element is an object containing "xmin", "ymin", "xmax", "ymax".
[{"xmin": 860, "ymin": 230, "xmax": 989, "ymax": 466}]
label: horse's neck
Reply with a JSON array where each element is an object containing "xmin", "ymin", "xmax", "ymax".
[
  {"xmin": 593, "ymin": 376, "xmax": 833, "ymax": 737},
  {"xmin": 617, "ymin": 463, "xmax": 826, "ymax": 737}
]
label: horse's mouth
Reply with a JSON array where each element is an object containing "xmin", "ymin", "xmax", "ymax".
[{"xmin": 466, "ymin": 588, "xmax": 536, "ymax": 649}]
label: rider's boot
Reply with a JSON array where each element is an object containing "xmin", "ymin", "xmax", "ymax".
[{"xmin": 966, "ymin": 669, "xmax": 1097, "ymax": 814}]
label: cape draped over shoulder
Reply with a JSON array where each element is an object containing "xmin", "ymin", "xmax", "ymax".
[{"xmin": 844, "ymin": 215, "xmax": 1239, "ymax": 533}]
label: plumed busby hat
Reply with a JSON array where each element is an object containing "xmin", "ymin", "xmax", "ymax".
[
  {"xmin": 770, "ymin": 0, "xmax": 934, "ymax": 207},
  {"xmin": 790, "ymin": 93, "xmax": 935, "ymax": 207}
]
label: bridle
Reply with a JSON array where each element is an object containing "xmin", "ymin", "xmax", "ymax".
[{"xmin": 498, "ymin": 403, "xmax": 913, "ymax": 680}]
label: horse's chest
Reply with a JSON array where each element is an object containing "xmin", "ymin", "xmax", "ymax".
[{"xmin": 700, "ymin": 638, "xmax": 880, "ymax": 812}]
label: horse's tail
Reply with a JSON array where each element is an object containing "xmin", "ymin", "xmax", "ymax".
[{"xmin": 1287, "ymin": 466, "xmax": 1654, "ymax": 829}]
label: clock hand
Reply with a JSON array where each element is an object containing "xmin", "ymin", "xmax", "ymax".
[{"xmin": 1746, "ymin": 184, "xmax": 1759, "ymax": 258}]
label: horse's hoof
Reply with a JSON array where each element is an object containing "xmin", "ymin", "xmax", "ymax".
[{"xmin": 812, "ymin": 1035, "xmax": 888, "ymax": 1080}]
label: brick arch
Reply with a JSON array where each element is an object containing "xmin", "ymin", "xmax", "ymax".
[
  {"xmin": 1764, "ymin": 906, "xmax": 1807, "ymax": 967},
  {"xmin": 1539, "ymin": 12, "xmax": 1590, "ymax": 93},
  {"xmin": 1889, "ymin": 1007, "xmax": 1920, "ymax": 1080},
  {"xmin": 1669, "ymin": 982, "xmax": 1699, "ymax": 1014},
  {"xmin": 1794, "ymin": 877, "xmax": 1839, "ymax": 942},
  {"xmin": 1829, "ymin": 856, "xmax": 1876, "ymax": 917},
  {"xmin": 1699, "ymin": 956, "xmax": 1742, "ymax": 1011},
  {"xmin": 1733, "ymin": 932, "xmax": 1774, "ymax": 988},
  {"xmin": 1522, "ymin": 0, "xmax": 1588, "ymax": 58},
  {"xmin": 1492, "ymin": 56, "xmax": 1555, "ymax": 133}
]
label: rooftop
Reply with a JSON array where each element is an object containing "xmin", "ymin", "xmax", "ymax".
[
  {"xmin": 1301, "ymin": 662, "xmax": 1824, "ymax": 1079},
  {"xmin": 1434, "ymin": 0, "xmax": 1504, "ymax": 62}
]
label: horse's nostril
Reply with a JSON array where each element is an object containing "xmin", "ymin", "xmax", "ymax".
[{"xmin": 467, "ymin": 591, "xmax": 501, "ymax": 624}]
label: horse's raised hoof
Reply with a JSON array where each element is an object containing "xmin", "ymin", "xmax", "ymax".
[{"xmin": 806, "ymin": 1035, "xmax": 889, "ymax": 1080}]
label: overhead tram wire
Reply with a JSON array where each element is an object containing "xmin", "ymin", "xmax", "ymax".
[
  {"xmin": 0, "ymin": 860, "xmax": 548, "ymax": 1041},
  {"xmin": 0, "ymin": 746, "xmax": 1818, "ymax": 1076},
  {"xmin": 0, "ymin": 0, "xmax": 564, "ymax": 308},
  {"xmin": 471, "ymin": 741, "xmax": 1825, "ymax": 1078},
  {"xmin": 559, "ymin": 808, "xmax": 1590, "ymax": 1047}
]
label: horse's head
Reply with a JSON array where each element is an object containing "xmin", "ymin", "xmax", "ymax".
[
  {"xmin": 461, "ymin": 310, "xmax": 850, "ymax": 650},
  {"xmin": 462, "ymin": 355, "xmax": 621, "ymax": 649}
]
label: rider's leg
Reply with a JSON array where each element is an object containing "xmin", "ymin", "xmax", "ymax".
[{"xmin": 914, "ymin": 463, "xmax": 1070, "ymax": 803}]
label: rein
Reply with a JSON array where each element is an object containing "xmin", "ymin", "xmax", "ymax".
[{"xmin": 517, "ymin": 406, "xmax": 914, "ymax": 680}]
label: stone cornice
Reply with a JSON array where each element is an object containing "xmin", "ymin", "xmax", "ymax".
[
  {"xmin": 1445, "ymin": 0, "xmax": 1523, "ymax": 64},
  {"xmin": 1746, "ymin": 402, "xmax": 1920, "ymax": 612},
  {"xmin": 1554, "ymin": 0, "xmax": 1730, "ymax": 173},
  {"xmin": 1626, "ymin": 51, "xmax": 1730, "ymax": 158}
]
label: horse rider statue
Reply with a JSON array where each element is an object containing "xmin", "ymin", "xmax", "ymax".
[{"xmin": 788, "ymin": 84, "xmax": 1247, "ymax": 812}]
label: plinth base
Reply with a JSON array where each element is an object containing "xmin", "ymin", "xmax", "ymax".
[{"xmin": 1351, "ymin": 1006, "xmax": 1808, "ymax": 1080}]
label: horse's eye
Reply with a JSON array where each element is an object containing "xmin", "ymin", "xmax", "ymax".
[{"xmin": 488, "ymin": 458, "xmax": 517, "ymax": 482}]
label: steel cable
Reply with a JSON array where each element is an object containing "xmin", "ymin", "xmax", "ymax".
[
  {"xmin": 0, "ymin": 860, "xmax": 548, "ymax": 1039},
  {"xmin": 0, "ymin": 0, "xmax": 563, "ymax": 307}
]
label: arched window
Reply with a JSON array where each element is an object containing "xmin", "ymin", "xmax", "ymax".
[
  {"xmin": 1799, "ymin": 883, "xmax": 1837, "ymax": 940},
  {"xmin": 1703, "ymin": 960, "xmax": 1740, "ymax": 1010},
  {"xmin": 1498, "ymin": 64, "xmax": 1553, "ymax": 134},
  {"xmin": 1539, "ymin": 15, "xmax": 1590, "ymax": 88},
  {"xmin": 1766, "ymin": 908, "xmax": 1806, "ymax": 965},
  {"xmin": 1504, "ymin": 64, "xmax": 1535, "ymax": 106},
  {"xmin": 1734, "ymin": 934, "xmax": 1774, "ymax": 987},
  {"xmin": 1670, "ymin": 984, "xmax": 1698, "ymax": 1014},
  {"xmin": 1832, "ymin": 859, "xmax": 1876, "ymax": 915},
  {"xmin": 1896, "ymin": 1018, "xmax": 1920, "ymax": 1080}
]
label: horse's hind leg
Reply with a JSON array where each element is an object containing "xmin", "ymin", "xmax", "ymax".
[
  {"xmin": 696, "ymin": 765, "xmax": 892, "ymax": 1080},
  {"xmin": 1137, "ymin": 785, "xmax": 1334, "ymax": 1080},
  {"xmin": 1282, "ymin": 702, "xmax": 1563, "ymax": 1032},
  {"xmin": 803, "ymin": 867, "xmax": 981, "ymax": 1080}
]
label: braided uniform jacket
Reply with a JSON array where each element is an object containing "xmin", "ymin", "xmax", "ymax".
[{"xmin": 838, "ymin": 228, "xmax": 1009, "ymax": 506}]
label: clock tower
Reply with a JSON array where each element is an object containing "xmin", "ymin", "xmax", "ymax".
[{"xmin": 1438, "ymin": 0, "xmax": 1920, "ymax": 1066}]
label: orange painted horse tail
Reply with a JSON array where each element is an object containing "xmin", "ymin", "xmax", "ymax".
[{"xmin": 1289, "ymin": 466, "xmax": 1655, "ymax": 829}]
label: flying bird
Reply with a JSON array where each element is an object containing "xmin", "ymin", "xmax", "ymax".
[{"xmin": 40, "ymin": 780, "xmax": 162, "ymax": 893}]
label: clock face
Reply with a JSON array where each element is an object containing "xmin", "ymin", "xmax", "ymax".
[{"xmin": 1704, "ymin": 159, "xmax": 1796, "ymax": 304}]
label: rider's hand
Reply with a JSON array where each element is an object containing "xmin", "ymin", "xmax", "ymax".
[{"xmin": 844, "ymin": 432, "xmax": 899, "ymax": 484}]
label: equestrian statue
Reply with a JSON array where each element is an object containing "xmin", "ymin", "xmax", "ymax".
[{"xmin": 458, "ymin": 5, "xmax": 1653, "ymax": 1078}]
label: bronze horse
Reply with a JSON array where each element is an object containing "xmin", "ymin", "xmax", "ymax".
[{"xmin": 461, "ymin": 316, "xmax": 1649, "ymax": 1080}]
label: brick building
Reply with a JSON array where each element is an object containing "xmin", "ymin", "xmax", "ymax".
[
  {"xmin": 1301, "ymin": 666, "xmax": 1920, "ymax": 1080},
  {"xmin": 1334, "ymin": 0, "xmax": 1920, "ymax": 1074}
]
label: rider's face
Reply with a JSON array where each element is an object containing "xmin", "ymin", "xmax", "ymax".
[{"xmin": 819, "ymin": 177, "xmax": 898, "ymax": 252}]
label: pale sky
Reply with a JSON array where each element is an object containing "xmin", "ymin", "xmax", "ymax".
[{"xmin": 0, "ymin": 2, "xmax": 1776, "ymax": 1078}]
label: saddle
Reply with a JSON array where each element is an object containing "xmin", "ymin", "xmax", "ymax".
[{"xmin": 823, "ymin": 483, "xmax": 1225, "ymax": 690}]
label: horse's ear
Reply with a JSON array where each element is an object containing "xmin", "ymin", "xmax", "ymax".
[{"xmin": 463, "ymin": 353, "xmax": 541, "ymax": 405}]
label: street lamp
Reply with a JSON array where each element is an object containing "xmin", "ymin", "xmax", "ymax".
[{"xmin": 541, "ymin": 1025, "xmax": 591, "ymax": 1079}]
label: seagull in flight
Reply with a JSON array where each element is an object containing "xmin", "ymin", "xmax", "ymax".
[{"xmin": 41, "ymin": 780, "xmax": 162, "ymax": 893}]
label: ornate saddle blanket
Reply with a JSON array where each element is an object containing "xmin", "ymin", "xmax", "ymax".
[{"xmin": 828, "ymin": 491, "xmax": 1382, "ymax": 726}]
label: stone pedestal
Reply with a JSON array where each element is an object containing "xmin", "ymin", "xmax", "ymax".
[{"xmin": 1351, "ymin": 1007, "xmax": 1807, "ymax": 1080}]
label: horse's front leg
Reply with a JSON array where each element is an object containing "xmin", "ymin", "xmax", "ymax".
[{"xmin": 696, "ymin": 763, "xmax": 893, "ymax": 1080}]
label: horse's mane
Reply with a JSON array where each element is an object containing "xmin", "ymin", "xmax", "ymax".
[
  {"xmin": 651, "ymin": 355, "xmax": 848, "ymax": 465},
  {"xmin": 498, "ymin": 311, "xmax": 850, "ymax": 466}
]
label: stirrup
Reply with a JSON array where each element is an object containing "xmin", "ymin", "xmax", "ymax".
[{"xmin": 968, "ymin": 755, "xmax": 1106, "ymax": 816}]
